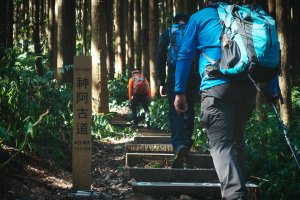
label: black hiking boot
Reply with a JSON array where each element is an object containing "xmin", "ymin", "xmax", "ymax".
[{"xmin": 171, "ymin": 145, "xmax": 189, "ymax": 168}]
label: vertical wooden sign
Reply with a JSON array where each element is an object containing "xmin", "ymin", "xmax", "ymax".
[{"xmin": 73, "ymin": 56, "xmax": 92, "ymax": 190}]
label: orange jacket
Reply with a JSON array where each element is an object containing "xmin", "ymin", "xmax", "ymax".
[{"xmin": 128, "ymin": 76, "xmax": 151, "ymax": 101}]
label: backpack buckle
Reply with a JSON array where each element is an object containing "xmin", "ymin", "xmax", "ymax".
[{"xmin": 205, "ymin": 65, "xmax": 222, "ymax": 78}]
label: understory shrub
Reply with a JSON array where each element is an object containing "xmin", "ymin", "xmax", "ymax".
[
  {"xmin": 0, "ymin": 48, "xmax": 73, "ymax": 168},
  {"xmin": 245, "ymin": 104, "xmax": 300, "ymax": 199}
]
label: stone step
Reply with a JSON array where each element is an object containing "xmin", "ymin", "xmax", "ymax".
[
  {"xmin": 126, "ymin": 153, "xmax": 214, "ymax": 169},
  {"xmin": 125, "ymin": 143, "xmax": 173, "ymax": 153},
  {"xmin": 128, "ymin": 167, "xmax": 218, "ymax": 182},
  {"xmin": 110, "ymin": 119, "xmax": 131, "ymax": 127},
  {"xmin": 136, "ymin": 129, "xmax": 170, "ymax": 136},
  {"xmin": 133, "ymin": 136, "xmax": 171, "ymax": 144},
  {"xmin": 131, "ymin": 181, "xmax": 259, "ymax": 199}
]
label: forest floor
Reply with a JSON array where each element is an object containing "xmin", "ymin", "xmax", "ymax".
[
  {"xmin": 0, "ymin": 138, "xmax": 161, "ymax": 200},
  {"xmin": 0, "ymin": 108, "xmax": 186, "ymax": 200}
]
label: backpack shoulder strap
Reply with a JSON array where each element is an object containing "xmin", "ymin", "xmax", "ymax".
[{"xmin": 201, "ymin": 52, "xmax": 217, "ymax": 65}]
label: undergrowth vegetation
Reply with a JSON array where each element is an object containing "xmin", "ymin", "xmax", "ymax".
[
  {"xmin": 0, "ymin": 48, "xmax": 136, "ymax": 169},
  {"xmin": 0, "ymin": 47, "xmax": 299, "ymax": 199},
  {"xmin": 0, "ymin": 48, "xmax": 73, "ymax": 168},
  {"xmin": 244, "ymin": 95, "xmax": 300, "ymax": 199},
  {"xmin": 92, "ymin": 113, "xmax": 135, "ymax": 140}
]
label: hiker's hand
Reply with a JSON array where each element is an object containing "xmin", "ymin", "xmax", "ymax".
[
  {"xmin": 174, "ymin": 94, "xmax": 187, "ymax": 114},
  {"xmin": 160, "ymin": 86, "xmax": 167, "ymax": 97}
]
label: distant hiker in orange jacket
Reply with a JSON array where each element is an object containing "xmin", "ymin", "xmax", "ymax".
[{"xmin": 128, "ymin": 69, "xmax": 151, "ymax": 128}]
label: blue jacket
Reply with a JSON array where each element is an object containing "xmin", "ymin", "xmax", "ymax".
[
  {"xmin": 175, "ymin": 6, "xmax": 230, "ymax": 93},
  {"xmin": 174, "ymin": 5, "xmax": 279, "ymax": 98}
]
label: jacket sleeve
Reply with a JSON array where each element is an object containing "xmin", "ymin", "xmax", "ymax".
[
  {"xmin": 156, "ymin": 28, "xmax": 169, "ymax": 86},
  {"xmin": 128, "ymin": 78, "xmax": 133, "ymax": 101},
  {"xmin": 175, "ymin": 15, "xmax": 198, "ymax": 94},
  {"xmin": 260, "ymin": 75, "xmax": 280, "ymax": 100}
]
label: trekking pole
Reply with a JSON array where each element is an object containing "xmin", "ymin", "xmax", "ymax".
[{"xmin": 271, "ymin": 102, "xmax": 300, "ymax": 169}]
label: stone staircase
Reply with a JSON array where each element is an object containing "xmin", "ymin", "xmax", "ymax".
[{"xmin": 110, "ymin": 111, "xmax": 259, "ymax": 199}]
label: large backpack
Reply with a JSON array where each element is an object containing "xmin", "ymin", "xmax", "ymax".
[
  {"xmin": 132, "ymin": 73, "xmax": 148, "ymax": 95},
  {"xmin": 203, "ymin": 3, "xmax": 280, "ymax": 83},
  {"xmin": 167, "ymin": 23, "xmax": 187, "ymax": 68}
]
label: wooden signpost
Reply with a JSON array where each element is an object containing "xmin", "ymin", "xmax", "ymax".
[{"xmin": 72, "ymin": 56, "xmax": 92, "ymax": 190}]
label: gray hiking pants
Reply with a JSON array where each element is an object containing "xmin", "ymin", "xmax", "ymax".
[{"xmin": 200, "ymin": 83, "xmax": 256, "ymax": 200}]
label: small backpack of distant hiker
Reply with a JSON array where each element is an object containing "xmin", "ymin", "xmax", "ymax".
[
  {"xmin": 133, "ymin": 73, "xmax": 148, "ymax": 95},
  {"xmin": 203, "ymin": 2, "xmax": 280, "ymax": 83},
  {"xmin": 167, "ymin": 23, "xmax": 187, "ymax": 68}
]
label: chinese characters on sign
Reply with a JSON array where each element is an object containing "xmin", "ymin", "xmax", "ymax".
[{"xmin": 72, "ymin": 56, "xmax": 92, "ymax": 190}]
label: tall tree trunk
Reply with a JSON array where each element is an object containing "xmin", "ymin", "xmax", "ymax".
[
  {"xmin": 83, "ymin": 0, "xmax": 90, "ymax": 55},
  {"xmin": 166, "ymin": 0, "xmax": 173, "ymax": 27},
  {"xmin": 198, "ymin": 0, "xmax": 205, "ymax": 10},
  {"xmin": 174, "ymin": 0, "xmax": 184, "ymax": 14},
  {"xmin": 149, "ymin": 0, "xmax": 159, "ymax": 98},
  {"xmin": 134, "ymin": 0, "xmax": 142, "ymax": 70},
  {"xmin": 55, "ymin": 0, "xmax": 64, "ymax": 83},
  {"xmin": 276, "ymin": 0, "xmax": 292, "ymax": 125},
  {"xmin": 91, "ymin": 0, "xmax": 109, "ymax": 113},
  {"xmin": 56, "ymin": 0, "xmax": 76, "ymax": 83},
  {"xmin": 185, "ymin": 0, "xmax": 198, "ymax": 17},
  {"xmin": 77, "ymin": 0, "xmax": 83, "ymax": 44},
  {"xmin": 106, "ymin": 0, "xmax": 115, "ymax": 80},
  {"xmin": 33, "ymin": 0, "xmax": 43, "ymax": 76},
  {"xmin": 267, "ymin": 0, "xmax": 276, "ymax": 18},
  {"xmin": 0, "ymin": 0, "xmax": 7, "ymax": 47},
  {"xmin": 91, "ymin": 0, "xmax": 101, "ymax": 113},
  {"xmin": 40, "ymin": 0, "xmax": 46, "ymax": 44},
  {"xmin": 122, "ymin": 0, "xmax": 128, "ymax": 75},
  {"xmin": 163, "ymin": 0, "xmax": 168, "ymax": 28},
  {"xmin": 6, "ymin": 0, "xmax": 13, "ymax": 48},
  {"xmin": 127, "ymin": 0, "xmax": 134, "ymax": 72},
  {"xmin": 141, "ymin": 0, "xmax": 149, "ymax": 80},
  {"xmin": 14, "ymin": 2, "xmax": 21, "ymax": 45},
  {"xmin": 291, "ymin": 0, "xmax": 300, "ymax": 84},
  {"xmin": 159, "ymin": 0, "xmax": 166, "ymax": 33},
  {"xmin": 99, "ymin": 0, "xmax": 109, "ymax": 113},
  {"xmin": 114, "ymin": 0, "xmax": 123, "ymax": 76},
  {"xmin": 23, "ymin": 0, "xmax": 29, "ymax": 52},
  {"xmin": 47, "ymin": 0, "xmax": 55, "ymax": 69}
]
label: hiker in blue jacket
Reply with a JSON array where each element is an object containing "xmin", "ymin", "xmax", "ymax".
[
  {"xmin": 174, "ymin": 0, "xmax": 279, "ymax": 199},
  {"xmin": 156, "ymin": 13, "xmax": 200, "ymax": 168}
]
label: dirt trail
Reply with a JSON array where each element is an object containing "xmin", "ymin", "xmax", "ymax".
[
  {"xmin": 0, "ymin": 139, "xmax": 157, "ymax": 200},
  {"xmin": 0, "ymin": 112, "xmax": 184, "ymax": 200}
]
